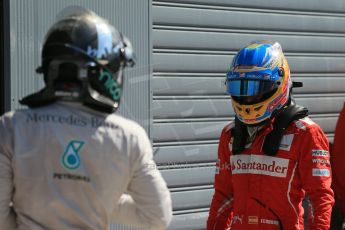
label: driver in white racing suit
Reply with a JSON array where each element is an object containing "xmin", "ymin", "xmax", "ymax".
[{"xmin": 0, "ymin": 8, "xmax": 172, "ymax": 230}]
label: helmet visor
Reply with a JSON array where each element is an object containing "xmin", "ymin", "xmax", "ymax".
[
  {"xmin": 227, "ymin": 79, "xmax": 278, "ymax": 105},
  {"xmin": 227, "ymin": 79, "xmax": 277, "ymax": 97}
]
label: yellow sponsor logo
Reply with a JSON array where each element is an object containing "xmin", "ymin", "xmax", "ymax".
[
  {"xmin": 248, "ymin": 216, "xmax": 259, "ymax": 224},
  {"xmin": 247, "ymin": 44, "xmax": 262, "ymax": 49}
]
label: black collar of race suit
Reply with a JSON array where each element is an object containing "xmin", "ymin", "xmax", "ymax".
[
  {"xmin": 19, "ymin": 87, "xmax": 57, "ymax": 108},
  {"xmin": 19, "ymin": 86, "xmax": 115, "ymax": 114},
  {"xmin": 231, "ymin": 103, "xmax": 308, "ymax": 156}
]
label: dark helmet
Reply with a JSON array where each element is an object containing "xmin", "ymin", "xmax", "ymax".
[{"xmin": 20, "ymin": 7, "xmax": 135, "ymax": 112}]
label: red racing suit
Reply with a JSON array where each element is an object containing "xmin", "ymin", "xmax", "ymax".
[
  {"xmin": 207, "ymin": 117, "xmax": 334, "ymax": 230},
  {"xmin": 332, "ymin": 102, "xmax": 345, "ymax": 215}
]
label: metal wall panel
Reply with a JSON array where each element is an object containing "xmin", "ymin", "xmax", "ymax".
[
  {"xmin": 171, "ymin": 188, "xmax": 213, "ymax": 211},
  {"xmin": 152, "ymin": 1, "xmax": 345, "ymax": 229},
  {"xmin": 154, "ymin": 144, "xmax": 218, "ymax": 164},
  {"xmin": 153, "ymin": 75, "xmax": 345, "ymax": 95},
  {"xmin": 153, "ymin": 97, "xmax": 345, "ymax": 119},
  {"xmin": 153, "ymin": 53, "xmax": 345, "ymax": 73},
  {"xmin": 160, "ymin": 165, "xmax": 215, "ymax": 188},
  {"xmin": 153, "ymin": 117, "xmax": 337, "ymax": 142},
  {"xmin": 9, "ymin": 0, "xmax": 151, "ymax": 132},
  {"xmin": 154, "ymin": 30, "xmax": 345, "ymax": 53},
  {"xmin": 8, "ymin": 0, "xmax": 150, "ymax": 229},
  {"xmin": 155, "ymin": 0, "xmax": 345, "ymax": 14},
  {"xmin": 153, "ymin": 5, "xmax": 345, "ymax": 33}
]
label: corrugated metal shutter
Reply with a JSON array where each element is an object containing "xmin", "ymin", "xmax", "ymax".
[{"xmin": 152, "ymin": 0, "xmax": 345, "ymax": 229}]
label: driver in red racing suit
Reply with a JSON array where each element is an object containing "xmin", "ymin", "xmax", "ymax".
[
  {"xmin": 207, "ymin": 40, "xmax": 334, "ymax": 230},
  {"xmin": 332, "ymin": 102, "xmax": 345, "ymax": 218}
]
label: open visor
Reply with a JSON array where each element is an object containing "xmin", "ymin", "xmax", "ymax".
[{"xmin": 227, "ymin": 79, "xmax": 278, "ymax": 97}]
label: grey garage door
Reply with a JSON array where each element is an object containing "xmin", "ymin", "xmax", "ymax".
[{"xmin": 152, "ymin": 0, "xmax": 345, "ymax": 229}]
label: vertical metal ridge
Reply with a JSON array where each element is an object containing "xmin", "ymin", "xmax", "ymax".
[
  {"xmin": 114, "ymin": 0, "xmax": 151, "ymax": 133},
  {"xmin": 10, "ymin": 0, "xmax": 38, "ymax": 109},
  {"xmin": 148, "ymin": 0, "xmax": 154, "ymax": 138}
]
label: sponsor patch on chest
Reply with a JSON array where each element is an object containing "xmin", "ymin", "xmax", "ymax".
[
  {"xmin": 312, "ymin": 168, "xmax": 330, "ymax": 177},
  {"xmin": 279, "ymin": 134, "xmax": 294, "ymax": 151},
  {"xmin": 248, "ymin": 216, "xmax": 259, "ymax": 224},
  {"xmin": 230, "ymin": 155, "xmax": 289, "ymax": 177},
  {"xmin": 312, "ymin": 149, "xmax": 329, "ymax": 157}
]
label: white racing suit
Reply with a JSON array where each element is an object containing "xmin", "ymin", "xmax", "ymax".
[{"xmin": 0, "ymin": 102, "xmax": 172, "ymax": 230}]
